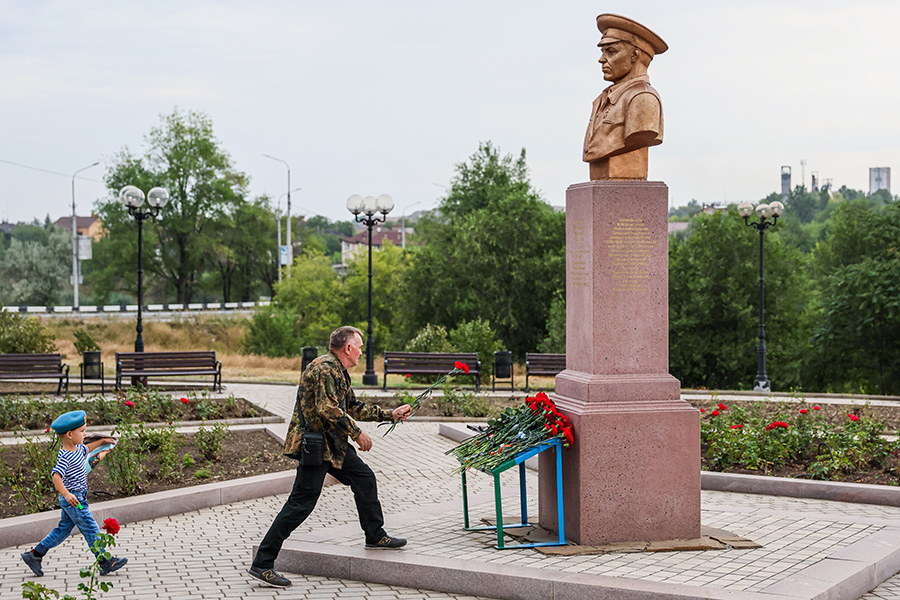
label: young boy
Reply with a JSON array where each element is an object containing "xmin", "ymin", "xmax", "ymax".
[{"xmin": 20, "ymin": 409, "xmax": 127, "ymax": 577}]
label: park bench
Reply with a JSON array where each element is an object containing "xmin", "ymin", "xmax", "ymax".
[
  {"xmin": 382, "ymin": 351, "xmax": 481, "ymax": 391},
  {"xmin": 0, "ymin": 353, "xmax": 70, "ymax": 394},
  {"xmin": 115, "ymin": 351, "xmax": 222, "ymax": 392},
  {"xmin": 525, "ymin": 353, "xmax": 566, "ymax": 391}
]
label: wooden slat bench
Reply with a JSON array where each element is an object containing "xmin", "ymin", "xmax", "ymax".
[
  {"xmin": 0, "ymin": 353, "xmax": 70, "ymax": 394},
  {"xmin": 382, "ymin": 351, "xmax": 481, "ymax": 391},
  {"xmin": 115, "ymin": 351, "xmax": 222, "ymax": 392},
  {"xmin": 525, "ymin": 353, "xmax": 566, "ymax": 391}
]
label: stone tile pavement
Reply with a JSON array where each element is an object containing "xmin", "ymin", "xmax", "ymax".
[{"xmin": 2, "ymin": 382, "xmax": 900, "ymax": 599}]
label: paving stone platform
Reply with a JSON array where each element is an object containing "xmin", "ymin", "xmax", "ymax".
[{"xmin": 3, "ymin": 382, "xmax": 900, "ymax": 599}]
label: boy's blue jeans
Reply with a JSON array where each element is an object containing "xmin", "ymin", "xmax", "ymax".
[{"xmin": 34, "ymin": 491, "xmax": 102, "ymax": 557}]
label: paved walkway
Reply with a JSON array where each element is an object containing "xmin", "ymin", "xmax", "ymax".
[{"xmin": 2, "ymin": 383, "xmax": 900, "ymax": 599}]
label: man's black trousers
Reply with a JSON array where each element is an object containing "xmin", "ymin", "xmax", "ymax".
[{"xmin": 252, "ymin": 445, "xmax": 387, "ymax": 569}]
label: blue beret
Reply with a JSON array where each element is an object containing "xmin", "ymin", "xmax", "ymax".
[{"xmin": 51, "ymin": 410, "xmax": 86, "ymax": 434}]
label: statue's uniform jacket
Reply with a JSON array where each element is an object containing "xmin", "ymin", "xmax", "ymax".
[
  {"xmin": 283, "ymin": 351, "xmax": 391, "ymax": 469},
  {"xmin": 583, "ymin": 74, "xmax": 664, "ymax": 163}
]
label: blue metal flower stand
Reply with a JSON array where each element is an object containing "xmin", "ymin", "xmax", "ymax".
[{"xmin": 460, "ymin": 437, "xmax": 566, "ymax": 549}]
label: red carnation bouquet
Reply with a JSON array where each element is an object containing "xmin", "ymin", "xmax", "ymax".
[
  {"xmin": 380, "ymin": 361, "xmax": 471, "ymax": 436},
  {"xmin": 447, "ymin": 392, "xmax": 574, "ymax": 472}
]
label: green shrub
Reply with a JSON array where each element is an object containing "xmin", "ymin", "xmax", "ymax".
[
  {"xmin": 450, "ymin": 319, "xmax": 503, "ymax": 383},
  {"xmin": 406, "ymin": 324, "xmax": 455, "ymax": 353},
  {"xmin": 243, "ymin": 304, "xmax": 304, "ymax": 358},
  {"xmin": 105, "ymin": 422, "xmax": 146, "ymax": 495},
  {"xmin": 193, "ymin": 465, "xmax": 212, "ymax": 479},
  {"xmin": 438, "ymin": 385, "xmax": 493, "ymax": 418},
  {"xmin": 0, "ymin": 311, "xmax": 55, "ymax": 354},
  {"xmin": 11, "ymin": 435, "xmax": 57, "ymax": 513},
  {"xmin": 73, "ymin": 327, "xmax": 101, "ymax": 353},
  {"xmin": 138, "ymin": 424, "xmax": 183, "ymax": 480},
  {"xmin": 195, "ymin": 422, "xmax": 230, "ymax": 461}
]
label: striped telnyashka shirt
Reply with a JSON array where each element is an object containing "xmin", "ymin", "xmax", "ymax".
[{"xmin": 51, "ymin": 444, "xmax": 89, "ymax": 492}]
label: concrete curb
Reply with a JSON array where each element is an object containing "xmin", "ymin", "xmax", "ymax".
[
  {"xmin": 1, "ymin": 468, "xmax": 297, "ymax": 549},
  {"xmin": 268, "ymin": 539, "xmax": 795, "ymax": 600},
  {"xmin": 0, "ymin": 415, "xmax": 284, "ymax": 439}
]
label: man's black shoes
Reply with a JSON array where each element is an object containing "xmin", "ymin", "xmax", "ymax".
[
  {"xmin": 365, "ymin": 535, "xmax": 407, "ymax": 549},
  {"xmin": 249, "ymin": 566, "xmax": 292, "ymax": 588}
]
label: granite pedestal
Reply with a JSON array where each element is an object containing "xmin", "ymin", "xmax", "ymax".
[{"xmin": 539, "ymin": 180, "xmax": 701, "ymax": 545}]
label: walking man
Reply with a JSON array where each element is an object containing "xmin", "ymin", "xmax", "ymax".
[{"xmin": 249, "ymin": 326, "xmax": 412, "ymax": 588}]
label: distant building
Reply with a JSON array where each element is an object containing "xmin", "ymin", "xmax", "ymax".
[
  {"xmin": 340, "ymin": 227, "xmax": 403, "ymax": 265},
  {"xmin": 0, "ymin": 221, "xmax": 16, "ymax": 236},
  {"xmin": 781, "ymin": 166, "xmax": 791, "ymax": 198},
  {"xmin": 668, "ymin": 222, "xmax": 690, "ymax": 234},
  {"xmin": 701, "ymin": 203, "xmax": 728, "ymax": 214},
  {"xmin": 869, "ymin": 167, "xmax": 891, "ymax": 195},
  {"xmin": 53, "ymin": 215, "xmax": 104, "ymax": 240}
]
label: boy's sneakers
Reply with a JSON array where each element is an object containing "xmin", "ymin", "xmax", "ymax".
[
  {"xmin": 248, "ymin": 566, "xmax": 292, "ymax": 588},
  {"xmin": 365, "ymin": 535, "xmax": 407, "ymax": 549},
  {"xmin": 98, "ymin": 556, "xmax": 127, "ymax": 575},
  {"xmin": 21, "ymin": 550, "xmax": 43, "ymax": 576}
]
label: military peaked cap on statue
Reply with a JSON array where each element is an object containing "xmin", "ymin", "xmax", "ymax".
[
  {"xmin": 596, "ymin": 14, "xmax": 668, "ymax": 59},
  {"xmin": 51, "ymin": 410, "xmax": 86, "ymax": 434}
]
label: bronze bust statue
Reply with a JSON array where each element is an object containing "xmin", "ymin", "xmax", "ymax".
[{"xmin": 583, "ymin": 14, "xmax": 668, "ymax": 180}]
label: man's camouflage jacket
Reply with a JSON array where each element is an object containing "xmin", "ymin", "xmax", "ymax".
[{"xmin": 283, "ymin": 351, "xmax": 392, "ymax": 469}]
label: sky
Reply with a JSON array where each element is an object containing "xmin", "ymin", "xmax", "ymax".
[{"xmin": 1, "ymin": 0, "xmax": 898, "ymax": 226}]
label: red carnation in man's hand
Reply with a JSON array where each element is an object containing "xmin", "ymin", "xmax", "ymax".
[
  {"xmin": 454, "ymin": 361, "xmax": 470, "ymax": 374},
  {"xmin": 102, "ymin": 518, "xmax": 120, "ymax": 535}
]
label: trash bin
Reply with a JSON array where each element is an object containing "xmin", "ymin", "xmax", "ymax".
[
  {"xmin": 80, "ymin": 351, "xmax": 104, "ymax": 394},
  {"xmin": 493, "ymin": 351, "xmax": 513, "ymax": 392},
  {"xmin": 301, "ymin": 346, "xmax": 319, "ymax": 373}
]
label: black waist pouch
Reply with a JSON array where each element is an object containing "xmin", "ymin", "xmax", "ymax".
[{"xmin": 300, "ymin": 432, "xmax": 325, "ymax": 467}]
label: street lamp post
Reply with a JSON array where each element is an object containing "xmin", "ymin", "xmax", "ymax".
[
  {"xmin": 120, "ymin": 185, "xmax": 170, "ymax": 353},
  {"xmin": 346, "ymin": 194, "xmax": 395, "ymax": 386},
  {"xmin": 71, "ymin": 161, "xmax": 99, "ymax": 308},
  {"xmin": 400, "ymin": 201, "xmax": 421, "ymax": 250},
  {"xmin": 276, "ymin": 186, "xmax": 302, "ymax": 284},
  {"xmin": 263, "ymin": 154, "xmax": 292, "ymax": 277},
  {"xmin": 737, "ymin": 200, "xmax": 784, "ymax": 392}
]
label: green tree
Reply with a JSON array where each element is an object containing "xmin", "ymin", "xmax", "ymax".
[
  {"xmin": 668, "ymin": 207, "xmax": 812, "ymax": 390},
  {"xmin": 668, "ymin": 199, "xmax": 702, "ymax": 220},
  {"xmin": 243, "ymin": 251, "xmax": 343, "ymax": 357},
  {"xmin": 537, "ymin": 289, "xmax": 566, "ymax": 353},
  {"xmin": 807, "ymin": 200, "xmax": 900, "ymax": 394},
  {"xmin": 0, "ymin": 227, "xmax": 70, "ymax": 306},
  {"xmin": 342, "ymin": 240, "xmax": 409, "ymax": 352},
  {"xmin": 403, "ymin": 142, "xmax": 566, "ymax": 357},
  {"xmin": 205, "ymin": 197, "xmax": 278, "ymax": 302},
  {"xmin": 98, "ymin": 109, "xmax": 248, "ymax": 304}
]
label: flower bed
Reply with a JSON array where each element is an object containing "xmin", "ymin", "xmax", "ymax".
[
  {"xmin": 0, "ymin": 389, "xmax": 265, "ymax": 431},
  {"xmin": 699, "ymin": 399, "xmax": 900, "ymax": 484},
  {"xmin": 0, "ymin": 427, "xmax": 295, "ymax": 519}
]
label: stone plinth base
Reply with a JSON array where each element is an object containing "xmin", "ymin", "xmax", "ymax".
[{"xmin": 538, "ymin": 394, "xmax": 700, "ymax": 545}]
